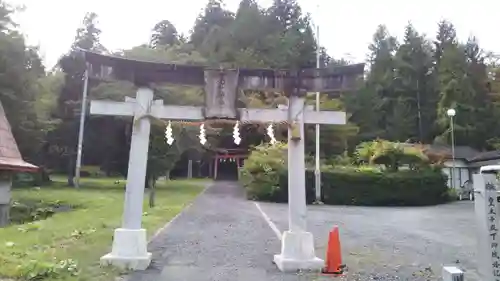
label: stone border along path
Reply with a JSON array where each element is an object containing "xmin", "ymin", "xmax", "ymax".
[{"xmin": 124, "ymin": 181, "xmax": 318, "ymax": 281}]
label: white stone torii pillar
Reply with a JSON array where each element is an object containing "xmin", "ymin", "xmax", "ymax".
[
  {"xmin": 91, "ymin": 88, "xmax": 346, "ymax": 272},
  {"xmin": 93, "ymin": 87, "xmax": 208, "ymax": 270},
  {"xmin": 267, "ymin": 96, "xmax": 346, "ymax": 272},
  {"xmin": 273, "ymin": 96, "xmax": 324, "ymax": 271},
  {"xmin": 97, "ymin": 88, "xmax": 157, "ymax": 269}
]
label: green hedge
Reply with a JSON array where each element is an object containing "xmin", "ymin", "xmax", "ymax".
[
  {"xmin": 13, "ymin": 170, "xmax": 51, "ymax": 188},
  {"xmin": 245, "ymin": 169, "xmax": 448, "ymax": 206},
  {"xmin": 240, "ymin": 142, "xmax": 449, "ymax": 206}
]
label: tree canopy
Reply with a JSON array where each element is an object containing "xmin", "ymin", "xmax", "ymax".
[{"xmin": 2, "ymin": 0, "xmax": 499, "ymax": 182}]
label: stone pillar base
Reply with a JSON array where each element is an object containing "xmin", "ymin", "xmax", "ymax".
[
  {"xmin": 273, "ymin": 230, "xmax": 324, "ymax": 273},
  {"xmin": 0, "ymin": 204, "xmax": 9, "ymax": 227},
  {"xmin": 100, "ymin": 228, "xmax": 151, "ymax": 270}
]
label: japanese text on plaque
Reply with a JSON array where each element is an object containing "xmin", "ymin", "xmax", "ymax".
[{"xmin": 486, "ymin": 182, "xmax": 500, "ymax": 280}]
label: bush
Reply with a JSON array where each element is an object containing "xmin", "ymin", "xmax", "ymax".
[
  {"xmin": 446, "ymin": 187, "xmax": 459, "ymax": 202},
  {"xmin": 244, "ymin": 167, "xmax": 448, "ymax": 206},
  {"xmin": 10, "ymin": 199, "xmax": 71, "ymax": 224},
  {"xmin": 241, "ymin": 142, "xmax": 448, "ymax": 206},
  {"xmin": 354, "ymin": 140, "xmax": 429, "ymax": 171},
  {"xmin": 277, "ymin": 169, "xmax": 448, "ymax": 206},
  {"xmin": 240, "ymin": 142, "xmax": 287, "ymax": 200},
  {"xmin": 80, "ymin": 165, "xmax": 104, "ymax": 177},
  {"xmin": 13, "ymin": 169, "xmax": 51, "ymax": 188},
  {"xmin": 319, "ymin": 169, "xmax": 448, "ymax": 206}
]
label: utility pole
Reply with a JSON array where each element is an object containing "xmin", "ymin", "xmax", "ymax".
[
  {"xmin": 313, "ymin": 5, "xmax": 322, "ymax": 204},
  {"xmin": 74, "ymin": 64, "xmax": 89, "ymax": 188},
  {"xmin": 416, "ymin": 79, "xmax": 423, "ymax": 142}
]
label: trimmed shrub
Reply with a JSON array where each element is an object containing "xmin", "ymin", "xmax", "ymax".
[
  {"xmin": 244, "ymin": 168, "xmax": 448, "ymax": 206},
  {"xmin": 278, "ymin": 169, "xmax": 447, "ymax": 206},
  {"xmin": 13, "ymin": 169, "xmax": 51, "ymax": 188},
  {"xmin": 275, "ymin": 170, "xmax": 316, "ymax": 204},
  {"xmin": 317, "ymin": 169, "xmax": 448, "ymax": 206},
  {"xmin": 239, "ymin": 142, "xmax": 287, "ymax": 200},
  {"xmin": 241, "ymin": 143, "xmax": 448, "ymax": 206},
  {"xmin": 269, "ymin": 169, "xmax": 448, "ymax": 206}
]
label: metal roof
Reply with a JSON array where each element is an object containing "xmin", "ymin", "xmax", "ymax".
[
  {"xmin": 401, "ymin": 143, "xmax": 481, "ymax": 162},
  {"xmin": 0, "ymin": 101, "xmax": 37, "ymax": 172}
]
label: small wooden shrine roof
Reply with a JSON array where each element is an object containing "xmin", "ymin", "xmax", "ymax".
[
  {"xmin": 213, "ymin": 148, "xmax": 249, "ymax": 159},
  {"xmin": 0, "ymin": 101, "xmax": 38, "ymax": 172}
]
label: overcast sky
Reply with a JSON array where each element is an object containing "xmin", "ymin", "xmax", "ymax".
[{"xmin": 7, "ymin": 0, "xmax": 500, "ymax": 68}]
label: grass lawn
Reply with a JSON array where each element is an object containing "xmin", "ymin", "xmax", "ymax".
[{"xmin": 0, "ymin": 176, "xmax": 207, "ymax": 281}]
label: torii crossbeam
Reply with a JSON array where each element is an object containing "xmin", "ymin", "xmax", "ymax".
[{"xmin": 79, "ymin": 50, "xmax": 364, "ymax": 272}]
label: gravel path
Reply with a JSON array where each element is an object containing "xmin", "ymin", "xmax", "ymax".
[
  {"xmin": 123, "ymin": 181, "xmax": 479, "ymax": 281},
  {"xmin": 258, "ymin": 201, "xmax": 479, "ymax": 281},
  {"xmin": 124, "ymin": 181, "xmax": 313, "ymax": 281}
]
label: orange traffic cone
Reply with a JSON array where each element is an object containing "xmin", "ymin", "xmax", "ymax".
[{"xmin": 322, "ymin": 226, "xmax": 346, "ymax": 275}]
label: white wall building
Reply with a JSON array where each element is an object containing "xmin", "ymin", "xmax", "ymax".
[{"xmin": 417, "ymin": 144, "xmax": 500, "ymax": 189}]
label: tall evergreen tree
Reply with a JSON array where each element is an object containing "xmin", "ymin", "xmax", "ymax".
[
  {"xmin": 0, "ymin": 3, "xmax": 47, "ymax": 161},
  {"xmin": 190, "ymin": 0, "xmax": 234, "ymax": 48},
  {"xmin": 365, "ymin": 25, "xmax": 398, "ymax": 139},
  {"xmin": 267, "ymin": 0, "xmax": 304, "ymax": 31},
  {"xmin": 393, "ymin": 24, "xmax": 435, "ymax": 142},
  {"xmin": 434, "ymin": 20, "xmax": 457, "ymax": 65},
  {"xmin": 262, "ymin": 0, "xmax": 316, "ymax": 68},
  {"xmin": 464, "ymin": 37, "xmax": 496, "ymax": 149},
  {"xmin": 435, "ymin": 39, "xmax": 475, "ymax": 146},
  {"xmin": 150, "ymin": 20, "xmax": 180, "ymax": 48}
]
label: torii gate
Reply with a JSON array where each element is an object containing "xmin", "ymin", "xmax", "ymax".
[{"xmin": 80, "ymin": 50, "xmax": 364, "ymax": 272}]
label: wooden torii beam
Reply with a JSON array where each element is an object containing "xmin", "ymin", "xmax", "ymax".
[{"xmin": 81, "ymin": 50, "xmax": 364, "ymax": 93}]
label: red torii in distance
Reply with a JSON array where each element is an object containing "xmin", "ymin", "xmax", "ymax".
[{"xmin": 213, "ymin": 148, "xmax": 248, "ymax": 179}]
